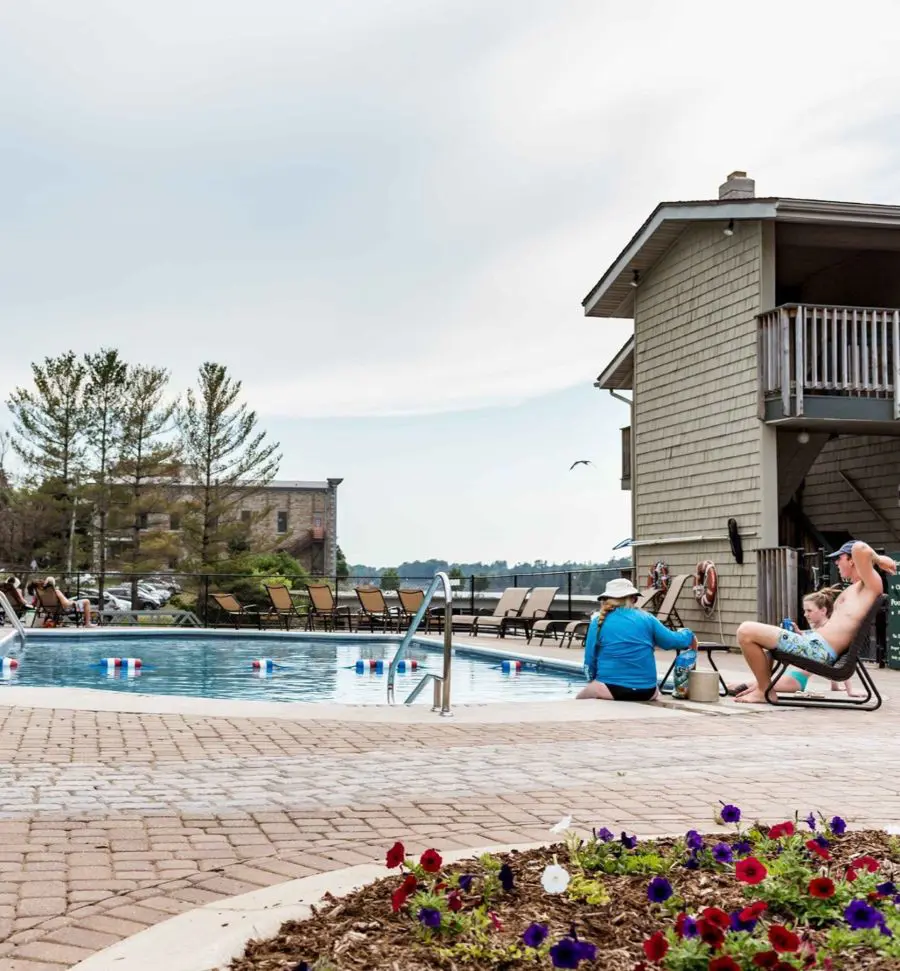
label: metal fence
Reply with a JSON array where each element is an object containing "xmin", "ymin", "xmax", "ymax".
[{"xmin": 0, "ymin": 565, "xmax": 625, "ymax": 627}]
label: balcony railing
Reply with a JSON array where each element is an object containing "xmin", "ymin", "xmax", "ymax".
[{"xmin": 758, "ymin": 304, "xmax": 900, "ymax": 420}]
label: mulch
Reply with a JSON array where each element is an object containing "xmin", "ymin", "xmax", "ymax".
[{"xmin": 230, "ymin": 831, "xmax": 900, "ymax": 971}]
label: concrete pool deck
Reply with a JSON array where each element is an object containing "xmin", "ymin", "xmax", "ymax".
[{"xmin": 0, "ymin": 628, "xmax": 897, "ymax": 970}]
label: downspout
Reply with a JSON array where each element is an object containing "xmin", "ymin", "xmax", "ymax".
[{"xmin": 595, "ymin": 385, "xmax": 635, "ymax": 573}]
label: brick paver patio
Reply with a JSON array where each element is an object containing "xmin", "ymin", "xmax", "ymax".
[{"xmin": 0, "ymin": 646, "xmax": 897, "ymax": 970}]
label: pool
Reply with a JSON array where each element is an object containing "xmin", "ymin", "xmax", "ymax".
[{"xmin": 0, "ymin": 630, "xmax": 583, "ymax": 705}]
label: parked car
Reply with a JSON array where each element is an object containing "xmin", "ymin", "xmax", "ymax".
[{"xmin": 106, "ymin": 585, "xmax": 161, "ymax": 610}]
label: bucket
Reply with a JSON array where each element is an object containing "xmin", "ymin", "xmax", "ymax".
[{"xmin": 688, "ymin": 670, "xmax": 720, "ymax": 703}]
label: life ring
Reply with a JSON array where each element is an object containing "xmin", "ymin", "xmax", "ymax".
[
  {"xmin": 693, "ymin": 560, "xmax": 718, "ymax": 614},
  {"xmin": 648, "ymin": 560, "xmax": 670, "ymax": 592}
]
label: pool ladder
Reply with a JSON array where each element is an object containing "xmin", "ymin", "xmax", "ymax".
[
  {"xmin": 386, "ymin": 571, "xmax": 453, "ymax": 715},
  {"xmin": 0, "ymin": 591, "xmax": 26, "ymax": 647}
]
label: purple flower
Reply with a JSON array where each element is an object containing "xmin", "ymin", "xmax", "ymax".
[
  {"xmin": 418, "ymin": 907, "xmax": 442, "ymax": 928},
  {"xmin": 730, "ymin": 910, "xmax": 757, "ymax": 933},
  {"xmin": 830, "ymin": 815, "xmax": 847, "ymax": 835},
  {"xmin": 805, "ymin": 812, "xmax": 817, "ymax": 830},
  {"xmin": 290, "ymin": 964, "xmax": 310, "ymax": 971},
  {"xmin": 815, "ymin": 835, "xmax": 830, "ymax": 849},
  {"xmin": 681, "ymin": 916, "xmax": 698, "ymax": 938},
  {"xmin": 732, "ymin": 839, "xmax": 752, "ymax": 856},
  {"xmin": 878, "ymin": 914, "xmax": 894, "ymax": 937},
  {"xmin": 720, "ymin": 803, "xmax": 741, "ymax": 824},
  {"xmin": 620, "ymin": 832, "xmax": 638, "ymax": 849},
  {"xmin": 712, "ymin": 842, "xmax": 733, "ymax": 864},
  {"xmin": 522, "ymin": 922, "xmax": 548, "ymax": 948},
  {"xmin": 684, "ymin": 851, "xmax": 700, "ymax": 870},
  {"xmin": 595, "ymin": 826, "xmax": 614, "ymax": 842},
  {"xmin": 877, "ymin": 881, "xmax": 898, "ymax": 896},
  {"xmin": 498, "ymin": 864, "xmax": 514, "ymax": 892},
  {"xmin": 685, "ymin": 829, "xmax": 703, "ymax": 851},
  {"xmin": 549, "ymin": 937, "xmax": 596, "ymax": 969},
  {"xmin": 457, "ymin": 874, "xmax": 473, "ymax": 892},
  {"xmin": 647, "ymin": 876, "xmax": 673, "ymax": 903},
  {"xmin": 845, "ymin": 899, "xmax": 879, "ymax": 930}
]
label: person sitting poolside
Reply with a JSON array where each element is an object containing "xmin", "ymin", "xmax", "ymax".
[
  {"xmin": 734, "ymin": 540, "xmax": 895, "ymax": 704},
  {"xmin": 728, "ymin": 588, "xmax": 862, "ymax": 698},
  {"xmin": 40, "ymin": 577, "xmax": 94, "ymax": 626},
  {"xmin": 0, "ymin": 576, "xmax": 29, "ymax": 619},
  {"xmin": 577, "ymin": 577, "xmax": 696, "ymax": 702}
]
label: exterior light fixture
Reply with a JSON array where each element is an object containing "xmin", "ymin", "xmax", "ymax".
[
  {"xmin": 797, "ymin": 430, "xmax": 810, "ymax": 445},
  {"xmin": 723, "ymin": 219, "xmax": 735, "ymax": 237},
  {"xmin": 630, "ymin": 270, "xmax": 640, "ymax": 287}
]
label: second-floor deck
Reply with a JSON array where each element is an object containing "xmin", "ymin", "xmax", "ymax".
[{"xmin": 758, "ymin": 304, "xmax": 900, "ymax": 430}]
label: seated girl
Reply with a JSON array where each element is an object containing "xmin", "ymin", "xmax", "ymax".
[{"xmin": 577, "ymin": 577, "xmax": 696, "ymax": 701}]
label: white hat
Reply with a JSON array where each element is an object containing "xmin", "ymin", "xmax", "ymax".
[{"xmin": 599, "ymin": 577, "xmax": 640, "ymax": 599}]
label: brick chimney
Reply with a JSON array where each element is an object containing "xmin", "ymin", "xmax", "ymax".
[{"xmin": 718, "ymin": 171, "xmax": 755, "ymax": 200}]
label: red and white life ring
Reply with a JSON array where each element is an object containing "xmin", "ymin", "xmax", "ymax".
[
  {"xmin": 693, "ymin": 560, "xmax": 718, "ymax": 614},
  {"xmin": 648, "ymin": 560, "xmax": 670, "ymax": 592}
]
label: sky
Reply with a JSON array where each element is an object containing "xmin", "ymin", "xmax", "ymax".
[{"xmin": 3, "ymin": 0, "xmax": 900, "ymax": 565}]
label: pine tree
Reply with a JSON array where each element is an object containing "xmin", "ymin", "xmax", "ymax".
[{"xmin": 178, "ymin": 362, "xmax": 281, "ymax": 568}]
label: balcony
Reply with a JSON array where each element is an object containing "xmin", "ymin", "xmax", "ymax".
[{"xmin": 758, "ymin": 304, "xmax": 900, "ymax": 431}]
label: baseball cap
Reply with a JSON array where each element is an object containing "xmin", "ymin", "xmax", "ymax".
[{"xmin": 827, "ymin": 541, "xmax": 856, "ymax": 560}]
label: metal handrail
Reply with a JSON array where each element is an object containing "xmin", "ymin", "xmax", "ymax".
[
  {"xmin": 386, "ymin": 571, "xmax": 453, "ymax": 714},
  {"xmin": 0, "ymin": 592, "xmax": 26, "ymax": 646}
]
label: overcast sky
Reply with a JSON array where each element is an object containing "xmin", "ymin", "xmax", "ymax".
[{"xmin": 3, "ymin": 0, "xmax": 900, "ymax": 566}]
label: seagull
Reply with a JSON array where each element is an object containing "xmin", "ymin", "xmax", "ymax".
[{"xmin": 569, "ymin": 460, "xmax": 594, "ymax": 470}]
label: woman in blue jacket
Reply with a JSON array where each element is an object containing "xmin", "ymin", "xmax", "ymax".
[{"xmin": 577, "ymin": 577, "xmax": 696, "ymax": 701}]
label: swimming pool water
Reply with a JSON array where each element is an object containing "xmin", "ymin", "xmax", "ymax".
[{"xmin": 0, "ymin": 633, "xmax": 582, "ymax": 705}]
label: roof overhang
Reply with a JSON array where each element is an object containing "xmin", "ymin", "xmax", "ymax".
[
  {"xmin": 595, "ymin": 336, "xmax": 634, "ymax": 391},
  {"xmin": 582, "ymin": 197, "xmax": 900, "ymax": 319}
]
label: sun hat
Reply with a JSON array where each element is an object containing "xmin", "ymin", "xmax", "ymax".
[
  {"xmin": 827, "ymin": 541, "xmax": 856, "ymax": 560},
  {"xmin": 598, "ymin": 577, "xmax": 640, "ymax": 600}
]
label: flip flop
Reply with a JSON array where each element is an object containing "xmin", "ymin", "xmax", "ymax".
[{"xmin": 727, "ymin": 683, "xmax": 749, "ymax": 697}]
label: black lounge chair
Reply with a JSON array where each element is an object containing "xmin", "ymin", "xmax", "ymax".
[{"xmin": 765, "ymin": 595, "xmax": 885, "ymax": 711}]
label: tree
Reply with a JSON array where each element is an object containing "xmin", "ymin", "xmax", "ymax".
[
  {"xmin": 336, "ymin": 545, "xmax": 349, "ymax": 581},
  {"xmin": 110, "ymin": 365, "xmax": 182, "ymax": 607},
  {"xmin": 380, "ymin": 567, "xmax": 400, "ymax": 592},
  {"xmin": 7, "ymin": 352, "xmax": 87, "ymax": 568},
  {"xmin": 83, "ymin": 349, "xmax": 128, "ymax": 593},
  {"xmin": 178, "ymin": 362, "xmax": 281, "ymax": 568}
]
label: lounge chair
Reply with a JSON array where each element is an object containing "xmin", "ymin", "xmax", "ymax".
[
  {"xmin": 355, "ymin": 586, "xmax": 402, "ymax": 632},
  {"xmin": 0, "ymin": 581, "xmax": 29, "ymax": 623},
  {"xmin": 33, "ymin": 583, "xmax": 85, "ymax": 627},
  {"xmin": 652, "ymin": 574, "xmax": 691, "ymax": 629},
  {"xmin": 305, "ymin": 583, "xmax": 354, "ymax": 632},
  {"xmin": 454, "ymin": 586, "xmax": 530, "ymax": 636},
  {"xmin": 397, "ymin": 588, "xmax": 444, "ymax": 633},
  {"xmin": 208, "ymin": 592, "xmax": 274, "ymax": 630},
  {"xmin": 264, "ymin": 584, "xmax": 310, "ymax": 631},
  {"xmin": 765, "ymin": 595, "xmax": 885, "ymax": 711},
  {"xmin": 490, "ymin": 586, "xmax": 559, "ymax": 641},
  {"xmin": 531, "ymin": 617, "xmax": 591, "ymax": 648}
]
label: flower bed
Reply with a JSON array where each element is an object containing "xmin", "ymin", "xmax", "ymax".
[{"xmin": 231, "ymin": 808, "xmax": 900, "ymax": 970}]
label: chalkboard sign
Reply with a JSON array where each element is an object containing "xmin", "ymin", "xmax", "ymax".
[{"xmin": 886, "ymin": 553, "xmax": 900, "ymax": 670}]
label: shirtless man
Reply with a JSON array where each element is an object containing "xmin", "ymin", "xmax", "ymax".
[{"xmin": 734, "ymin": 540, "xmax": 895, "ymax": 704}]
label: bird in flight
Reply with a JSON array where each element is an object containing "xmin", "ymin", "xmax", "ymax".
[{"xmin": 569, "ymin": 460, "xmax": 594, "ymax": 470}]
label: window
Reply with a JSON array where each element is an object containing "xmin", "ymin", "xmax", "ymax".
[
  {"xmin": 277, "ymin": 511, "xmax": 288, "ymax": 534},
  {"xmin": 169, "ymin": 513, "xmax": 181, "ymax": 531},
  {"xmin": 241, "ymin": 510, "xmax": 252, "ymax": 525},
  {"xmin": 138, "ymin": 512, "xmax": 149, "ymax": 530}
]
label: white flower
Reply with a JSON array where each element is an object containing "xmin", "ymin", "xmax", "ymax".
[
  {"xmin": 550, "ymin": 814, "xmax": 572, "ymax": 834},
  {"xmin": 541, "ymin": 864, "xmax": 570, "ymax": 895}
]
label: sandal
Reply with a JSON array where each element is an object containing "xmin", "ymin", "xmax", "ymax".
[{"xmin": 727, "ymin": 683, "xmax": 749, "ymax": 697}]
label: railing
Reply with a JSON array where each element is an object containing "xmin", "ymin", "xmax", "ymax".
[
  {"xmin": 0, "ymin": 592, "xmax": 26, "ymax": 646},
  {"xmin": 758, "ymin": 304, "xmax": 900, "ymax": 418},
  {"xmin": 386, "ymin": 572, "xmax": 453, "ymax": 714}
]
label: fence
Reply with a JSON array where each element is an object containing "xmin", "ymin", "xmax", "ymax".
[{"xmin": 1, "ymin": 565, "xmax": 625, "ymax": 626}]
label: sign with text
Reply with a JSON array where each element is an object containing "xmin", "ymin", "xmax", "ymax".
[{"xmin": 886, "ymin": 553, "xmax": 900, "ymax": 670}]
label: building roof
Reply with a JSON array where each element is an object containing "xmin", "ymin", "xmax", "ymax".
[
  {"xmin": 265, "ymin": 479, "xmax": 342, "ymax": 491},
  {"xmin": 582, "ymin": 196, "xmax": 900, "ymax": 319},
  {"xmin": 595, "ymin": 336, "xmax": 634, "ymax": 391}
]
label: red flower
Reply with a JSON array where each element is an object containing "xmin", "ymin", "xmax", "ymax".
[
  {"xmin": 809, "ymin": 877, "xmax": 835, "ymax": 899},
  {"xmin": 401, "ymin": 874, "xmax": 417, "ymax": 893},
  {"xmin": 845, "ymin": 867, "xmax": 858, "ymax": 883},
  {"xmin": 753, "ymin": 952, "xmax": 779, "ymax": 969},
  {"xmin": 805, "ymin": 839, "xmax": 830, "ymax": 860},
  {"xmin": 701, "ymin": 907, "xmax": 731, "ymax": 930},
  {"xmin": 419, "ymin": 849, "xmax": 443, "ymax": 873},
  {"xmin": 852, "ymin": 855, "xmax": 879, "ymax": 873},
  {"xmin": 488, "ymin": 910, "xmax": 502, "ymax": 931},
  {"xmin": 385, "ymin": 841, "xmax": 405, "ymax": 868},
  {"xmin": 447, "ymin": 891, "xmax": 462, "ymax": 912},
  {"xmin": 735, "ymin": 857, "xmax": 768, "ymax": 885},
  {"xmin": 709, "ymin": 958, "xmax": 740, "ymax": 971},
  {"xmin": 391, "ymin": 886, "xmax": 409, "ymax": 912},
  {"xmin": 768, "ymin": 925, "xmax": 800, "ymax": 953},
  {"xmin": 740, "ymin": 901, "xmax": 769, "ymax": 921},
  {"xmin": 642, "ymin": 931, "xmax": 669, "ymax": 962},
  {"xmin": 675, "ymin": 912, "xmax": 692, "ymax": 938},
  {"xmin": 697, "ymin": 919, "xmax": 725, "ymax": 950},
  {"xmin": 768, "ymin": 821, "xmax": 795, "ymax": 839}
]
